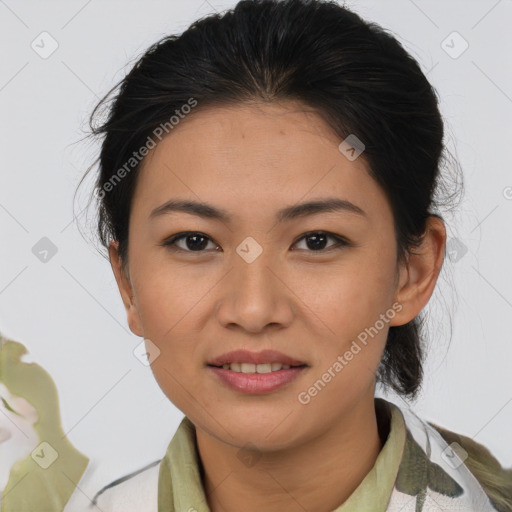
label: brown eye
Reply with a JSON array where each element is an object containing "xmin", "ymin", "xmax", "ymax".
[
  {"xmin": 163, "ymin": 232, "xmax": 218, "ymax": 252},
  {"xmin": 292, "ymin": 231, "xmax": 349, "ymax": 252}
]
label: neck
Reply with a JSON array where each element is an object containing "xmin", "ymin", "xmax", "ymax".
[{"xmin": 195, "ymin": 393, "xmax": 388, "ymax": 512}]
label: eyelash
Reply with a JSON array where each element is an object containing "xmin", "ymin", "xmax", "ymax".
[{"xmin": 161, "ymin": 231, "xmax": 350, "ymax": 254}]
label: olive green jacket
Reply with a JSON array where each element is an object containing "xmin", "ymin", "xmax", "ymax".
[{"xmin": 90, "ymin": 398, "xmax": 512, "ymax": 512}]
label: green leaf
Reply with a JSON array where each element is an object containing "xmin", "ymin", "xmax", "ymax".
[{"xmin": 0, "ymin": 335, "xmax": 89, "ymax": 512}]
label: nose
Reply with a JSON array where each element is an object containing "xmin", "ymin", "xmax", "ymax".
[{"xmin": 214, "ymin": 250, "xmax": 294, "ymax": 333}]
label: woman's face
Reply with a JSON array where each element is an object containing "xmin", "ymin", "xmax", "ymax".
[{"xmin": 111, "ymin": 100, "xmax": 414, "ymax": 450}]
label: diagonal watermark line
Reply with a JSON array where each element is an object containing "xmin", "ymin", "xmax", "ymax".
[
  {"xmin": 472, "ymin": 395, "xmax": 512, "ymax": 440},
  {"xmin": 471, "ymin": 265, "xmax": 512, "ymax": 308},
  {"xmin": 425, "ymin": 61, "xmax": 439, "ymax": 76},
  {"xmin": 471, "ymin": 0, "xmax": 503, "ymax": 30},
  {"xmin": 406, "ymin": 0, "xmax": 439, "ymax": 29},
  {"xmin": 0, "ymin": 62, "xmax": 29, "ymax": 93},
  {"xmin": 61, "ymin": 265, "xmax": 131, "ymax": 334},
  {"xmin": 60, "ymin": 470, "xmax": 106, "ymax": 512},
  {"xmin": 264, "ymin": 471, "xmax": 309, "ymax": 511},
  {"xmin": 428, "ymin": 492, "xmax": 449, "ymax": 512},
  {"xmin": 0, "ymin": 266, "xmax": 28, "ymax": 296},
  {"xmin": 194, "ymin": 0, "xmax": 219, "ymax": 15},
  {"xmin": 205, "ymin": 471, "xmax": 235, "ymax": 505},
  {"xmin": 469, "ymin": 204, "xmax": 499, "ymax": 233},
  {"xmin": 0, "ymin": 406, "xmax": 30, "ymax": 438},
  {"xmin": 1, "ymin": 471, "xmax": 30, "ymax": 499},
  {"xmin": 0, "ymin": 202, "xmax": 30, "ymax": 233},
  {"xmin": 61, "ymin": 60, "xmax": 99, "ymax": 98},
  {"xmin": 204, "ymin": 0, "xmax": 219, "ymax": 12},
  {"xmin": 0, "ymin": 0, "xmax": 29, "ymax": 28},
  {"xmin": 61, "ymin": 369, "xmax": 131, "ymax": 438},
  {"xmin": 263, "ymin": 408, "xmax": 294, "ymax": 440},
  {"xmin": 472, "ymin": 61, "xmax": 512, "ymax": 105},
  {"xmin": 397, "ymin": 494, "xmax": 418, "ymax": 512},
  {"xmin": 60, "ymin": 205, "xmax": 87, "ymax": 234},
  {"xmin": 61, "ymin": 0, "xmax": 93, "ymax": 29}
]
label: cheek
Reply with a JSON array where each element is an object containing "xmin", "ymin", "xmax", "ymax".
[
  {"xmin": 132, "ymin": 261, "xmax": 211, "ymax": 338},
  {"xmin": 294, "ymin": 265, "xmax": 396, "ymax": 413},
  {"xmin": 294, "ymin": 252, "xmax": 397, "ymax": 339},
  {"xmin": 130, "ymin": 270, "xmax": 208, "ymax": 408}
]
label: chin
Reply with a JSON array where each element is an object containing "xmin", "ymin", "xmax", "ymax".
[{"xmin": 204, "ymin": 407, "xmax": 306, "ymax": 450}]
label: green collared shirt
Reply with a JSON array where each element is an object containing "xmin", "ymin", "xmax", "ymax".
[
  {"xmin": 90, "ymin": 396, "xmax": 511, "ymax": 512},
  {"xmin": 157, "ymin": 398, "xmax": 406, "ymax": 512}
]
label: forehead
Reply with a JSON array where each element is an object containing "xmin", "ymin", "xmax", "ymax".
[{"xmin": 132, "ymin": 101, "xmax": 390, "ymax": 226}]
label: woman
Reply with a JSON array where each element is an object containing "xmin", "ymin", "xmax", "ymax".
[{"xmin": 80, "ymin": 0, "xmax": 512, "ymax": 510}]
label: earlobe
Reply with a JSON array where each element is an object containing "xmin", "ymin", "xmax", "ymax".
[
  {"xmin": 108, "ymin": 240, "xmax": 144, "ymax": 337},
  {"xmin": 389, "ymin": 216, "xmax": 446, "ymax": 327},
  {"xmin": 108, "ymin": 240, "xmax": 133, "ymax": 310}
]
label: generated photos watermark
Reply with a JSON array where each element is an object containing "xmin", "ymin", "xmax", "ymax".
[
  {"xmin": 297, "ymin": 301, "xmax": 403, "ymax": 405},
  {"xmin": 94, "ymin": 97, "xmax": 198, "ymax": 200}
]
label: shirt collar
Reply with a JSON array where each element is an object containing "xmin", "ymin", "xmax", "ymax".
[{"xmin": 157, "ymin": 398, "xmax": 407, "ymax": 512}]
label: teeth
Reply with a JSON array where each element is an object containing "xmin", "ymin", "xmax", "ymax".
[{"xmin": 219, "ymin": 362, "xmax": 294, "ymax": 373}]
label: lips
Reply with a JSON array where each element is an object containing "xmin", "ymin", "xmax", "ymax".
[
  {"xmin": 209, "ymin": 365, "xmax": 307, "ymax": 394},
  {"xmin": 207, "ymin": 349, "xmax": 307, "ymax": 367}
]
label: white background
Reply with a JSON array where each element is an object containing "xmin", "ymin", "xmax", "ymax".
[{"xmin": 1, "ymin": 0, "xmax": 511, "ymax": 506}]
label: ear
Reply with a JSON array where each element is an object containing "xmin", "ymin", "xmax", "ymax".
[
  {"xmin": 389, "ymin": 216, "xmax": 446, "ymax": 327},
  {"xmin": 108, "ymin": 240, "xmax": 144, "ymax": 337}
]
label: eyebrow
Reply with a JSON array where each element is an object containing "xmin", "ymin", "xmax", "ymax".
[{"xmin": 149, "ymin": 197, "xmax": 367, "ymax": 223}]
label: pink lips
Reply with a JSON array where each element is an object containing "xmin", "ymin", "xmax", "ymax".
[
  {"xmin": 207, "ymin": 349, "xmax": 306, "ymax": 367},
  {"xmin": 208, "ymin": 365, "xmax": 307, "ymax": 394},
  {"xmin": 206, "ymin": 349, "xmax": 308, "ymax": 394}
]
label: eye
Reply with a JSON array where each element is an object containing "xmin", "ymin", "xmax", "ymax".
[
  {"xmin": 162, "ymin": 230, "xmax": 349, "ymax": 253},
  {"xmin": 292, "ymin": 231, "xmax": 349, "ymax": 252},
  {"xmin": 162, "ymin": 232, "xmax": 220, "ymax": 252}
]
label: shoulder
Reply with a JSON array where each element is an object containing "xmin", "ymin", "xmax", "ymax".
[
  {"xmin": 428, "ymin": 421, "xmax": 512, "ymax": 512},
  {"xmin": 87, "ymin": 459, "xmax": 162, "ymax": 512}
]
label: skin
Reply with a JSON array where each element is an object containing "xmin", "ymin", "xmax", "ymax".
[{"xmin": 109, "ymin": 100, "xmax": 446, "ymax": 512}]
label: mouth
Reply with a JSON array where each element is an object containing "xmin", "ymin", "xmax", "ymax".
[
  {"xmin": 206, "ymin": 349, "xmax": 309, "ymax": 393},
  {"xmin": 206, "ymin": 349, "xmax": 308, "ymax": 370},
  {"xmin": 207, "ymin": 362, "xmax": 307, "ymax": 373},
  {"xmin": 207, "ymin": 363, "xmax": 308, "ymax": 394}
]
